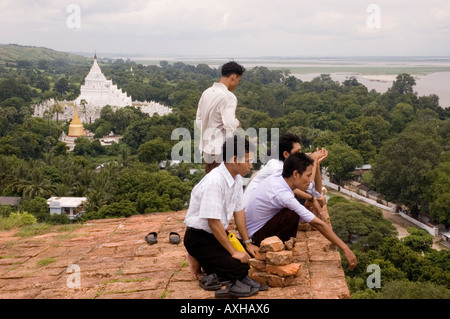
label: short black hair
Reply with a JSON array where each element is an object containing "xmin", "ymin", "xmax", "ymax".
[
  {"xmin": 221, "ymin": 61, "xmax": 246, "ymax": 77},
  {"xmin": 222, "ymin": 135, "xmax": 253, "ymax": 162},
  {"xmin": 278, "ymin": 133, "xmax": 301, "ymax": 161},
  {"xmin": 282, "ymin": 152, "xmax": 314, "ymax": 178}
]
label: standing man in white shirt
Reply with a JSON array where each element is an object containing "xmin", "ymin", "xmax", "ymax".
[
  {"xmin": 184, "ymin": 136, "xmax": 260, "ymax": 291},
  {"xmin": 196, "ymin": 61, "xmax": 245, "ymax": 174}
]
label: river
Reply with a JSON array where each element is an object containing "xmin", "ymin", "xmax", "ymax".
[
  {"xmin": 127, "ymin": 55, "xmax": 450, "ymax": 108},
  {"xmin": 294, "ymin": 71, "xmax": 450, "ymax": 108}
]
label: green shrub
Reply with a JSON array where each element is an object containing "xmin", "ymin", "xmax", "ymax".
[{"xmin": 0, "ymin": 211, "xmax": 37, "ymax": 230}]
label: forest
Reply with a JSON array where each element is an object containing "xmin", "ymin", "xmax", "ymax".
[
  {"xmin": 1, "ymin": 50, "xmax": 449, "ymax": 224},
  {"xmin": 0, "ymin": 46, "xmax": 449, "ymax": 298}
]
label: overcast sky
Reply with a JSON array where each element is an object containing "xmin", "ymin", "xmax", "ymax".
[{"xmin": 1, "ymin": 0, "xmax": 449, "ymax": 57}]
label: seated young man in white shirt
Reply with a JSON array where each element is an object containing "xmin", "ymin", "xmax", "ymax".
[
  {"xmin": 184, "ymin": 135, "xmax": 260, "ymax": 291},
  {"xmin": 245, "ymin": 152, "xmax": 358, "ymax": 270}
]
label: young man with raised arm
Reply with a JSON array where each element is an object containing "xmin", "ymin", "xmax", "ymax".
[{"xmin": 245, "ymin": 152, "xmax": 357, "ymax": 270}]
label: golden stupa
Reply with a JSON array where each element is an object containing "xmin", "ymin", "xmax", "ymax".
[{"xmin": 68, "ymin": 105, "xmax": 85, "ymax": 137}]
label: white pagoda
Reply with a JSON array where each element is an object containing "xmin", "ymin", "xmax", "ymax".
[
  {"xmin": 74, "ymin": 54, "xmax": 132, "ymax": 122},
  {"xmin": 33, "ymin": 53, "xmax": 172, "ymax": 124}
]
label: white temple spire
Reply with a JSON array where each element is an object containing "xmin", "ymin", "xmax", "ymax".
[{"xmin": 74, "ymin": 55, "xmax": 132, "ymax": 122}]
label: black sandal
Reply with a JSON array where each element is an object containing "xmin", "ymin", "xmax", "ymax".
[
  {"xmin": 145, "ymin": 232, "xmax": 157, "ymax": 245},
  {"xmin": 169, "ymin": 232, "xmax": 181, "ymax": 244},
  {"xmin": 242, "ymin": 275, "xmax": 269, "ymax": 291},
  {"xmin": 199, "ymin": 273, "xmax": 222, "ymax": 291},
  {"xmin": 215, "ymin": 279, "xmax": 259, "ymax": 299}
]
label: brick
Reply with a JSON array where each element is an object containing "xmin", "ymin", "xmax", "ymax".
[
  {"xmin": 249, "ymin": 269, "xmax": 295, "ymax": 288},
  {"xmin": 284, "ymin": 237, "xmax": 296, "ymax": 250},
  {"xmin": 259, "ymin": 236, "xmax": 285, "ymax": 252},
  {"xmin": 265, "ymin": 250, "xmax": 293, "ymax": 266},
  {"xmin": 248, "ymin": 258, "xmax": 266, "ymax": 271},
  {"xmin": 266, "ymin": 263, "xmax": 301, "ymax": 277},
  {"xmin": 253, "ymin": 251, "xmax": 266, "ymax": 261}
]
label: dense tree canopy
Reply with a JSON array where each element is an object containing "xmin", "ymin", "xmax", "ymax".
[
  {"xmin": 329, "ymin": 197, "xmax": 449, "ymax": 299},
  {"xmin": 1, "ymin": 53, "xmax": 449, "ymax": 227}
]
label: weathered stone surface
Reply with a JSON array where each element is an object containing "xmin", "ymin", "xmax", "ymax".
[
  {"xmin": 298, "ymin": 222, "xmax": 312, "ymax": 231},
  {"xmin": 0, "ymin": 206, "xmax": 350, "ymax": 299},
  {"xmin": 266, "ymin": 263, "xmax": 301, "ymax": 277},
  {"xmin": 292, "ymin": 241, "xmax": 308, "ymax": 263},
  {"xmin": 265, "ymin": 250, "xmax": 293, "ymax": 266},
  {"xmin": 259, "ymin": 236, "xmax": 285, "ymax": 252}
]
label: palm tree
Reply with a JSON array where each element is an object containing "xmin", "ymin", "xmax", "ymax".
[
  {"xmin": 50, "ymin": 99, "xmax": 64, "ymax": 124},
  {"xmin": 53, "ymin": 183, "xmax": 73, "ymax": 197},
  {"xmin": 85, "ymin": 162, "xmax": 120, "ymax": 212},
  {"xmin": 12, "ymin": 167, "xmax": 55, "ymax": 198}
]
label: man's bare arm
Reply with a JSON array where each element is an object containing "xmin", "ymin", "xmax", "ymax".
[{"xmin": 309, "ymin": 217, "xmax": 357, "ymax": 270}]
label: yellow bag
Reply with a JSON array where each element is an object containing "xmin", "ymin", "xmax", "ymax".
[
  {"xmin": 228, "ymin": 232, "xmax": 246, "ymax": 252},
  {"xmin": 228, "ymin": 232, "xmax": 252, "ymax": 268}
]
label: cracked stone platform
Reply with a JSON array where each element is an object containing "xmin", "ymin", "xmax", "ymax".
[{"xmin": 0, "ymin": 208, "xmax": 349, "ymax": 299}]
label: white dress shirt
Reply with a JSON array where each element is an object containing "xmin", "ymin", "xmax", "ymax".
[
  {"xmin": 243, "ymin": 158, "xmax": 322, "ymax": 207},
  {"xmin": 245, "ymin": 174, "xmax": 316, "ymax": 238},
  {"xmin": 196, "ymin": 82, "xmax": 240, "ymax": 156},
  {"xmin": 184, "ymin": 162, "xmax": 244, "ymax": 233},
  {"xmin": 243, "ymin": 158, "xmax": 283, "ymax": 207}
]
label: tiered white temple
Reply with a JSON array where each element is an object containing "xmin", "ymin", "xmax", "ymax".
[
  {"xmin": 75, "ymin": 54, "xmax": 132, "ymax": 115},
  {"xmin": 33, "ymin": 54, "xmax": 172, "ymax": 123}
]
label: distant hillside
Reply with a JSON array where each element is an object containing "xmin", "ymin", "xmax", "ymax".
[{"xmin": 0, "ymin": 43, "xmax": 89, "ymax": 66}]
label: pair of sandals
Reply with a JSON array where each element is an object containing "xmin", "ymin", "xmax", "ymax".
[
  {"xmin": 145, "ymin": 232, "xmax": 181, "ymax": 245},
  {"xmin": 199, "ymin": 273, "xmax": 268, "ymax": 298}
]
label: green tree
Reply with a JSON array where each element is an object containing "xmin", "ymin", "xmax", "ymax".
[
  {"xmin": 329, "ymin": 202, "xmax": 397, "ymax": 250},
  {"xmin": 339, "ymin": 122, "xmax": 376, "ymax": 162},
  {"xmin": 401, "ymin": 227, "xmax": 434, "ymax": 253},
  {"xmin": 378, "ymin": 280, "xmax": 450, "ymax": 299},
  {"xmin": 358, "ymin": 115, "xmax": 391, "ymax": 148},
  {"xmin": 390, "ymin": 73, "xmax": 416, "ymax": 95},
  {"xmin": 322, "ymin": 143, "xmax": 363, "ymax": 183},
  {"xmin": 50, "ymin": 100, "xmax": 63, "ymax": 124},
  {"xmin": 20, "ymin": 196, "xmax": 50, "ymax": 222},
  {"xmin": 138, "ymin": 137, "xmax": 169, "ymax": 163},
  {"xmin": 51, "ymin": 142, "xmax": 69, "ymax": 156},
  {"xmin": 390, "ymin": 102, "xmax": 415, "ymax": 134},
  {"xmin": 121, "ymin": 118, "xmax": 153, "ymax": 153},
  {"xmin": 11, "ymin": 167, "xmax": 54, "ymax": 198},
  {"xmin": 88, "ymin": 199, "xmax": 137, "ymax": 219},
  {"xmin": 54, "ymin": 77, "xmax": 69, "ymax": 95},
  {"xmin": 425, "ymin": 161, "xmax": 450, "ymax": 225},
  {"xmin": 373, "ymin": 131, "xmax": 441, "ymax": 215}
]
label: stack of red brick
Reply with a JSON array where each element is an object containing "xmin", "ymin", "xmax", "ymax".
[{"xmin": 249, "ymin": 236, "xmax": 302, "ymax": 287}]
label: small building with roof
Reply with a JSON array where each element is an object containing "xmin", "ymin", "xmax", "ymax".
[{"xmin": 47, "ymin": 197, "xmax": 87, "ymax": 221}]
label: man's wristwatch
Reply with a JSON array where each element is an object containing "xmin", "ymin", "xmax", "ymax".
[{"xmin": 243, "ymin": 239, "xmax": 252, "ymax": 244}]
